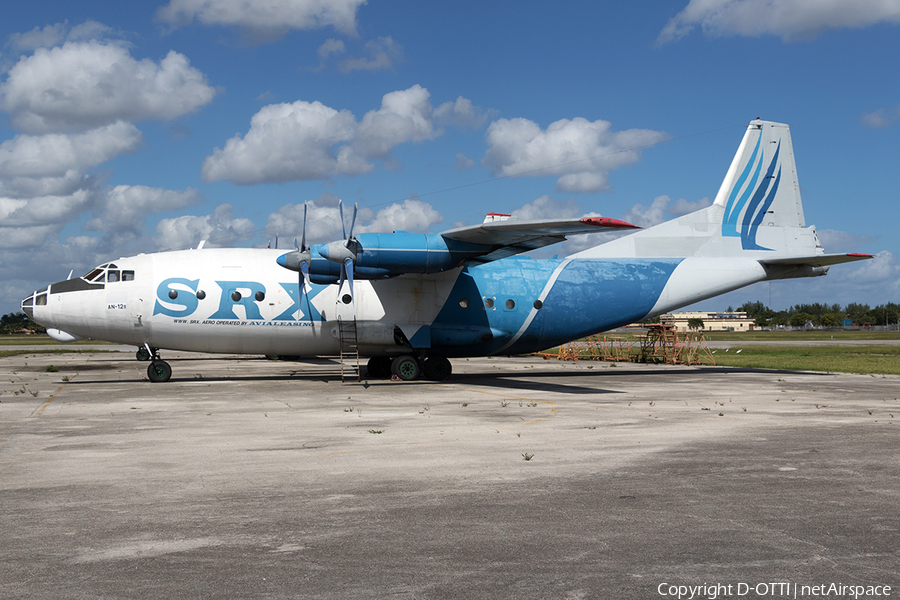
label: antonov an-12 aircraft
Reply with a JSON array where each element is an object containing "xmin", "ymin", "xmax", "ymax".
[{"xmin": 22, "ymin": 120, "xmax": 871, "ymax": 382}]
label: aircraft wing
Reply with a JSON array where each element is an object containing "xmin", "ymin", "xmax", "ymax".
[
  {"xmin": 441, "ymin": 216, "xmax": 639, "ymax": 264},
  {"xmin": 759, "ymin": 253, "xmax": 873, "ymax": 267}
]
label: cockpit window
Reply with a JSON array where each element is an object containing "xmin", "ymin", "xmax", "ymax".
[
  {"xmin": 83, "ymin": 263, "xmax": 134, "ymax": 283},
  {"xmin": 36, "ymin": 293, "xmax": 47, "ymax": 306},
  {"xmin": 84, "ymin": 268, "xmax": 105, "ymax": 281}
]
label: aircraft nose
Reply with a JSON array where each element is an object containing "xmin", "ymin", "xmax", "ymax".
[
  {"xmin": 21, "ymin": 286, "xmax": 49, "ymax": 320},
  {"xmin": 21, "ymin": 296, "xmax": 33, "ymax": 319}
]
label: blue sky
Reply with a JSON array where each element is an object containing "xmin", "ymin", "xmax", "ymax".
[{"xmin": 1, "ymin": 0, "xmax": 898, "ymax": 315}]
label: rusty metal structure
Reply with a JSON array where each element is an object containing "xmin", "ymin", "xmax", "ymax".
[{"xmin": 535, "ymin": 326, "xmax": 715, "ymax": 366}]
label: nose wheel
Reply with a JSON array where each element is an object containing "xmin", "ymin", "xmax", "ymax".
[{"xmin": 147, "ymin": 360, "xmax": 172, "ymax": 383}]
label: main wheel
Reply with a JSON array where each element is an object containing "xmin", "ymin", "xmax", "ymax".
[
  {"xmin": 423, "ymin": 356, "xmax": 452, "ymax": 381},
  {"xmin": 147, "ymin": 361, "xmax": 172, "ymax": 383},
  {"xmin": 366, "ymin": 356, "xmax": 392, "ymax": 379},
  {"xmin": 390, "ymin": 355, "xmax": 420, "ymax": 381},
  {"xmin": 136, "ymin": 347, "xmax": 151, "ymax": 361}
]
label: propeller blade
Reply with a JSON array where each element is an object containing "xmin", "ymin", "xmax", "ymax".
[
  {"xmin": 345, "ymin": 202, "xmax": 358, "ymax": 248},
  {"xmin": 300, "ymin": 203, "xmax": 308, "ymax": 252},
  {"xmin": 339, "ymin": 199, "xmax": 346, "ymax": 241},
  {"xmin": 345, "ymin": 258, "xmax": 354, "ymax": 300},
  {"xmin": 299, "ymin": 261, "xmax": 310, "ymax": 293}
]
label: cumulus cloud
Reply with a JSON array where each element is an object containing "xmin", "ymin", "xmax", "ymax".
[
  {"xmin": 203, "ymin": 86, "xmax": 477, "ymax": 185},
  {"xmin": 1, "ymin": 41, "xmax": 216, "ymax": 133},
  {"xmin": 434, "ymin": 96, "xmax": 495, "ymax": 130},
  {"xmin": 840, "ymin": 251, "xmax": 900, "ymax": 294},
  {"xmin": 201, "ymin": 100, "xmax": 369, "ymax": 184},
  {"xmin": 482, "ymin": 117, "xmax": 669, "ymax": 193},
  {"xmin": 156, "ymin": 0, "xmax": 367, "ymax": 40},
  {"xmin": 510, "ymin": 195, "xmax": 583, "ymax": 221},
  {"xmin": 265, "ymin": 193, "xmax": 359, "ymax": 244},
  {"xmin": 337, "ymin": 36, "xmax": 404, "ymax": 73},
  {"xmin": 265, "ymin": 193, "xmax": 443, "ymax": 246},
  {"xmin": 658, "ymin": 0, "xmax": 900, "ymax": 44},
  {"xmin": 86, "ymin": 185, "xmax": 203, "ymax": 246},
  {"xmin": 620, "ymin": 194, "xmax": 712, "ymax": 227},
  {"xmin": 154, "ymin": 204, "xmax": 256, "ymax": 250},
  {"xmin": 454, "ymin": 153, "xmax": 474, "ymax": 171},
  {"xmin": 5, "ymin": 20, "xmax": 116, "ymax": 52},
  {"xmin": 667, "ymin": 196, "xmax": 712, "ymax": 217},
  {"xmin": 0, "ymin": 187, "xmax": 99, "ymax": 230},
  {"xmin": 359, "ymin": 198, "xmax": 443, "ymax": 234},
  {"xmin": 861, "ymin": 107, "xmax": 900, "ymax": 129},
  {"xmin": 354, "ymin": 85, "xmax": 438, "ymax": 159},
  {"xmin": 0, "ymin": 122, "xmax": 142, "ymax": 183},
  {"xmin": 816, "ymin": 229, "xmax": 874, "ymax": 253}
]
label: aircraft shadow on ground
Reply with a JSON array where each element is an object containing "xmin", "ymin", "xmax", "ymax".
[{"xmin": 59, "ymin": 357, "xmax": 835, "ymax": 391}]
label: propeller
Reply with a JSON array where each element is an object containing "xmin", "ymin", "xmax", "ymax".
[
  {"xmin": 334, "ymin": 200, "xmax": 358, "ymax": 304},
  {"xmin": 275, "ymin": 203, "xmax": 312, "ymax": 318},
  {"xmin": 297, "ymin": 203, "xmax": 311, "ymax": 297}
]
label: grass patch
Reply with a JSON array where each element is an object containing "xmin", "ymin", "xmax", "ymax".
[
  {"xmin": 0, "ymin": 348, "xmax": 119, "ymax": 358},
  {"xmin": 0, "ymin": 334, "xmax": 115, "ymax": 346},
  {"xmin": 701, "ymin": 330, "xmax": 900, "ymax": 342},
  {"xmin": 705, "ymin": 345, "xmax": 900, "ymax": 375}
]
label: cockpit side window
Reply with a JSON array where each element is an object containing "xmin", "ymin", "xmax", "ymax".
[
  {"xmin": 107, "ymin": 270, "xmax": 120, "ymax": 283},
  {"xmin": 122, "ymin": 270, "xmax": 135, "ymax": 281},
  {"xmin": 84, "ymin": 268, "xmax": 105, "ymax": 281}
]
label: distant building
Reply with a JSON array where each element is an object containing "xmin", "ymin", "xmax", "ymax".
[{"xmin": 660, "ymin": 311, "xmax": 755, "ymax": 333}]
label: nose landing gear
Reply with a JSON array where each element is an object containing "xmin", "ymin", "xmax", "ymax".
[
  {"xmin": 140, "ymin": 344, "xmax": 172, "ymax": 383},
  {"xmin": 147, "ymin": 360, "xmax": 172, "ymax": 383}
]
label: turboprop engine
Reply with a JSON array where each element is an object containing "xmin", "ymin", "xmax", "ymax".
[{"xmin": 317, "ymin": 232, "xmax": 489, "ymax": 276}]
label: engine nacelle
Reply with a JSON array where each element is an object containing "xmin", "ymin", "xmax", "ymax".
[{"xmin": 317, "ymin": 232, "xmax": 488, "ymax": 277}]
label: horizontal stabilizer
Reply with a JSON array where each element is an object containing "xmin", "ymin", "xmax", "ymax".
[{"xmin": 759, "ymin": 253, "xmax": 873, "ymax": 267}]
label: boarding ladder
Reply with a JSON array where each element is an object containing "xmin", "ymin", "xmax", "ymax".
[{"xmin": 338, "ymin": 317, "xmax": 360, "ymax": 382}]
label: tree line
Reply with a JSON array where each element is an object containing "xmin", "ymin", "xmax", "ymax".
[
  {"xmin": 734, "ymin": 301, "xmax": 900, "ymax": 328},
  {"xmin": 1, "ymin": 312, "xmax": 46, "ymax": 334}
]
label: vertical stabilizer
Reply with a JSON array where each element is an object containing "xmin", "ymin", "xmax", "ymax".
[{"xmin": 713, "ymin": 120, "xmax": 805, "ymax": 249}]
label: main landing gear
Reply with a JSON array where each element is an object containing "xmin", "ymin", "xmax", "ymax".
[
  {"xmin": 365, "ymin": 354, "xmax": 452, "ymax": 381},
  {"xmin": 138, "ymin": 345, "xmax": 172, "ymax": 383}
]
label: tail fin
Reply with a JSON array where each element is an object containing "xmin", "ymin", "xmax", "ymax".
[
  {"xmin": 577, "ymin": 119, "xmax": 873, "ymax": 268},
  {"xmin": 713, "ymin": 120, "xmax": 805, "ymax": 249}
]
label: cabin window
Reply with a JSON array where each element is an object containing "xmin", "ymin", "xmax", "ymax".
[
  {"xmin": 533, "ymin": 300, "xmax": 543, "ymax": 310},
  {"xmin": 196, "ymin": 290, "xmax": 206, "ymax": 300},
  {"xmin": 255, "ymin": 291, "xmax": 265, "ymax": 302},
  {"xmin": 459, "ymin": 298, "xmax": 469, "ymax": 308},
  {"xmin": 168, "ymin": 290, "xmax": 178, "ymax": 300},
  {"xmin": 505, "ymin": 299, "xmax": 515, "ymax": 309},
  {"xmin": 484, "ymin": 297, "xmax": 494, "ymax": 309}
]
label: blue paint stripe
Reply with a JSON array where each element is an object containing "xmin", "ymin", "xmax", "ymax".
[
  {"xmin": 722, "ymin": 133, "xmax": 762, "ymax": 237},
  {"xmin": 741, "ymin": 142, "xmax": 780, "ymax": 250}
]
